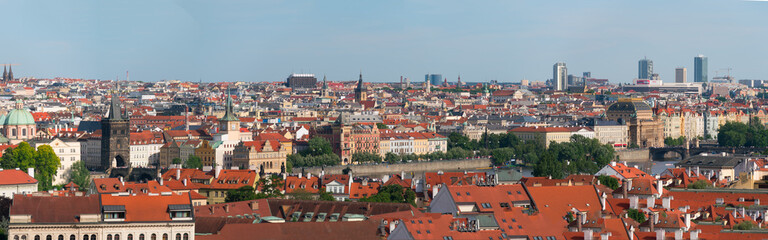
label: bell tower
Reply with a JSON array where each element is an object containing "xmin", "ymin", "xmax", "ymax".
[{"xmin": 101, "ymin": 81, "xmax": 131, "ymax": 169}]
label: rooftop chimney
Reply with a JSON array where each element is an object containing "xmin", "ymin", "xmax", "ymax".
[
  {"xmin": 655, "ymin": 229, "xmax": 665, "ymax": 240},
  {"xmin": 583, "ymin": 229, "xmax": 593, "ymax": 240},
  {"xmin": 629, "ymin": 196, "xmax": 639, "ymax": 209},
  {"xmin": 657, "ymin": 179, "xmax": 663, "ymax": 196},
  {"xmin": 684, "ymin": 213, "xmax": 691, "ymax": 230},
  {"xmin": 690, "ymin": 229, "xmax": 700, "ymax": 240},
  {"xmin": 215, "ymin": 166, "xmax": 222, "ymax": 178},
  {"xmin": 27, "ymin": 168, "xmax": 34, "ymax": 178},
  {"xmin": 674, "ymin": 229, "xmax": 683, "ymax": 240},
  {"xmin": 662, "ymin": 197, "xmax": 672, "ymax": 210},
  {"xmin": 183, "ymin": 179, "xmax": 188, "ymax": 186},
  {"xmin": 249, "ymin": 201, "xmax": 259, "ymax": 211},
  {"xmin": 176, "ymin": 169, "xmax": 181, "ymax": 180},
  {"xmin": 647, "ymin": 196, "xmax": 656, "ymax": 208}
]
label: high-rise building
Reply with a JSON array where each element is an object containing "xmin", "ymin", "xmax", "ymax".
[
  {"xmin": 583, "ymin": 72, "xmax": 591, "ymax": 78},
  {"xmin": 694, "ymin": 55, "xmax": 708, "ymax": 82},
  {"xmin": 675, "ymin": 67, "xmax": 687, "ymax": 83},
  {"xmin": 638, "ymin": 58, "xmax": 653, "ymax": 80},
  {"xmin": 425, "ymin": 74, "xmax": 442, "ymax": 86},
  {"xmin": 553, "ymin": 62, "xmax": 567, "ymax": 91}
]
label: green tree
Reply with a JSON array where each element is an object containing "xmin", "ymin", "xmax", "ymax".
[
  {"xmin": 597, "ymin": 175, "xmax": 620, "ymax": 190},
  {"xmin": 664, "ymin": 136, "xmax": 686, "ymax": 147},
  {"xmin": 183, "ymin": 155, "xmax": 203, "ymax": 169},
  {"xmin": 351, "ymin": 152, "xmax": 381, "ymax": 163},
  {"xmin": 68, "ymin": 161, "xmax": 90, "ymax": 190},
  {"xmin": 376, "ymin": 123, "xmax": 389, "ymax": 130},
  {"xmin": 302, "ymin": 137, "xmax": 333, "ymax": 156},
  {"xmin": 734, "ymin": 221, "xmax": 755, "ymax": 230},
  {"xmin": 359, "ymin": 185, "xmax": 416, "ymax": 206},
  {"xmin": 342, "ymin": 167, "xmax": 352, "ymax": 175},
  {"xmin": 290, "ymin": 189, "xmax": 314, "ymax": 200},
  {"xmin": 687, "ymin": 180, "xmax": 712, "ymax": 189},
  {"xmin": 0, "ymin": 142, "xmax": 35, "ymax": 170},
  {"xmin": 318, "ymin": 188, "xmax": 335, "ymax": 201},
  {"xmin": 225, "ymin": 186, "xmax": 257, "ymax": 203},
  {"xmin": 254, "ymin": 175, "xmax": 284, "ymax": 199},
  {"xmin": 491, "ymin": 148, "xmax": 515, "ymax": 166},
  {"xmin": 628, "ymin": 143, "xmax": 640, "ymax": 149},
  {"xmin": 384, "ymin": 152, "xmax": 400, "ymax": 164},
  {"xmin": 33, "ymin": 145, "xmax": 61, "ymax": 191},
  {"xmin": 172, "ymin": 158, "xmax": 182, "ymax": 165},
  {"xmin": 626, "ymin": 208, "xmax": 646, "ymax": 223}
]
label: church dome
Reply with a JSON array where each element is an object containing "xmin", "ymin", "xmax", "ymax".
[{"xmin": 1, "ymin": 109, "xmax": 35, "ymax": 126}]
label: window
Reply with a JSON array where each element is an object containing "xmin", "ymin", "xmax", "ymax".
[
  {"xmin": 127, "ymin": 235, "xmax": 132, "ymax": 240},
  {"xmin": 107, "ymin": 235, "xmax": 112, "ymax": 240},
  {"xmin": 182, "ymin": 234, "xmax": 188, "ymax": 240},
  {"xmin": 47, "ymin": 236, "xmax": 52, "ymax": 240},
  {"xmin": 162, "ymin": 234, "xmax": 168, "ymax": 240},
  {"xmin": 175, "ymin": 234, "xmax": 181, "ymax": 240},
  {"xmin": 35, "ymin": 236, "xmax": 40, "ymax": 240},
  {"xmin": 151, "ymin": 234, "xmax": 156, "ymax": 240},
  {"xmin": 70, "ymin": 236, "xmax": 75, "ymax": 240},
  {"xmin": 139, "ymin": 235, "xmax": 144, "ymax": 240},
  {"xmin": 114, "ymin": 235, "xmax": 119, "ymax": 240},
  {"xmin": 91, "ymin": 235, "xmax": 96, "ymax": 240}
]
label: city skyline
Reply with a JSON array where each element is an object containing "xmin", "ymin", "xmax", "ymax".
[{"xmin": 1, "ymin": 1, "xmax": 768, "ymax": 83}]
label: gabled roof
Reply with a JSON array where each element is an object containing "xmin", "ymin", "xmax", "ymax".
[
  {"xmin": 10, "ymin": 195, "xmax": 100, "ymax": 223},
  {"xmin": 0, "ymin": 169, "xmax": 37, "ymax": 185},
  {"xmin": 100, "ymin": 192, "xmax": 192, "ymax": 222}
]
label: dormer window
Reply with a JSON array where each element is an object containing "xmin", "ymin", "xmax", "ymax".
[
  {"xmin": 168, "ymin": 204, "xmax": 192, "ymax": 220},
  {"xmin": 103, "ymin": 205, "xmax": 126, "ymax": 221}
]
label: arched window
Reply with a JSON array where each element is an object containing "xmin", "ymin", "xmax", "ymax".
[
  {"xmin": 35, "ymin": 236, "xmax": 40, "ymax": 240},
  {"xmin": 58, "ymin": 235, "xmax": 63, "ymax": 240},
  {"xmin": 127, "ymin": 234, "xmax": 132, "ymax": 240},
  {"xmin": 91, "ymin": 235, "xmax": 97, "ymax": 240},
  {"xmin": 106, "ymin": 235, "xmax": 112, "ymax": 240},
  {"xmin": 182, "ymin": 234, "xmax": 188, "ymax": 240},
  {"xmin": 47, "ymin": 235, "xmax": 52, "ymax": 240},
  {"xmin": 175, "ymin": 234, "xmax": 181, "ymax": 240},
  {"xmin": 82, "ymin": 235, "xmax": 87, "ymax": 240},
  {"xmin": 11, "ymin": 128, "xmax": 16, "ymax": 137},
  {"xmin": 162, "ymin": 234, "xmax": 168, "ymax": 240},
  {"xmin": 150, "ymin": 234, "xmax": 156, "ymax": 240},
  {"xmin": 22, "ymin": 236, "xmax": 27, "ymax": 240},
  {"xmin": 13, "ymin": 235, "xmax": 18, "ymax": 240},
  {"xmin": 70, "ymin": 235, "xmax": 75, "ymax": 240},
  {"xmin": 139, "ymin": 234, "xmax": 145, "ymax": 240},
  {"xmin": 114, "ymin": 234, "xmax": 120, "ymax": 240},
  {"xmin": 22, "ymin": 128, "xmax": 26, "ymax": 137}
]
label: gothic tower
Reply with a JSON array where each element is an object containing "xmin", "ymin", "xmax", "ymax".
[
  {"xmin": 2, "ymin": 66, "xmax": 7, "ymax": 81},
  {"xmin": 321, "ymin": 75, "xmax": 329, "ymax": 97},
  {"xmin": 101, "ymin": 82, "xmax": 130, "ymax": 169},
  {"xmin": 7, "ymin": 65, "xmax": 13, "ymax": 81},
  {"xmin": 354, "ymin": 72, "xmax": 366, "ymax": 102}
]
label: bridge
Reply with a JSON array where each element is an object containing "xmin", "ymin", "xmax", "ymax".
[
  {"xmin": 649, "ymin": 146, "xmax": 765, "ymax": 160},
  {"xmin": 107, "ymin": 167, "xmax": 163, "ymax": 182}
]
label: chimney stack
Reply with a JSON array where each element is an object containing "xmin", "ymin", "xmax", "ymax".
[
  {"xmin": 690, "ymin": 229, "xmax": 700, "ymax": 240},
  {"xmin": 215, "ymin": 165, "xmax": 222, "ymax": 178},
  {"xmin": 27, "ymin": 168, "xmax": 34, "ymax": 178},
  {"xmin": 583, "ymin": 229, "xmax": 593, "ymax": 240},
  {"xmin": 657, "ymin": 179, "xmax": 663, "ymax": 196},
  {"xmin": 176, "ymin": 169, "xmax": 181, "ymax": 180},
  {"xmin": 684, "ymin": 213, "xmax": 691, "ymax": 230},
  {"xmin": 655, "ymin": 229, "xmax": 665, "ymax": 240}
]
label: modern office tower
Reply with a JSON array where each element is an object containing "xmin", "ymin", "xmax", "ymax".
[
  {"xmin": 583, "ymin": 72, "xmax": 591, "ymax": 78},
  {"xmin": 568, "ymin": 74, "xmax": 582, "ymax": 86},
  {"xmin": 675, "ymin": 67, "xmax": 687, "ymax": 83},
  {"xmin": 425, "ymin": 74, "xmax": 442, "ymax": 86},
  {"xmin": 695, "ymin": 55, "xmax": 708, "ymax": 82},
  {"xmin": 553, "ymin": 62, "xmax": 567, "ymax": 91},
  {"xmin": 638, "ymin": 58, "xmax": 653, "ymax": 80}
]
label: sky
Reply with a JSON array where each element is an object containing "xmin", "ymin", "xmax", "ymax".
[{"xmin": 1, "ymin": 0, "xmax": 768, "ymax": 83}]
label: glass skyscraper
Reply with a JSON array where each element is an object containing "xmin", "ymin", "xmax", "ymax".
[
  {"xmin": 638, "ymin": 58, "xmax": 653, "ymax": 80},
  {"xmin": 553, "ymin": 62, "xmax": 567, "ymax": 91},
  {"xmin": 695, "ymin": 55, "xmax": 708, "ymax": 82},
  {"xmin": 425, "ymin": 74, "xmax": 442, "ymax": 86}
]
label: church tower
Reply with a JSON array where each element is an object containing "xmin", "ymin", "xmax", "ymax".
[
  {"xmin": 7, "ymin": 65, "xmax": 13, "ymax": 81},
  {"xmin": 321, "ymin": 75, "xmax": 329, "ymax": 97},
  {"xmin": 2, "ymin": 66, "xmax": 7, "ymax": 81},
  {"xmin": 219, "ymin": 89, "xmax": 240, "ymax": 140},
  {"xmin": 354, "ymin": 72, "xmax": 366, "ymax": 102},
  {"xmin": 101, "ymin": 82, "xmax": 130, "ymax": 169}
]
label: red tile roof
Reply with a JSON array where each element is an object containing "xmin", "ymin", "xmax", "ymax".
[
  {"xmin": 0, "ymin": 169, "xmax": 37, "ymax": 185},
  {"xmin": 100, "ymin": 192, "xmax": 192, "ymax": 222},
  {"xmin": 10, "ymin": 195, "xmax": 99, "ymax": 223}
]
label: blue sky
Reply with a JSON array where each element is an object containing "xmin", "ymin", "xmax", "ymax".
[{"xmin": 1, "ymin": 0, "xmax": 767, "ymax": 83}]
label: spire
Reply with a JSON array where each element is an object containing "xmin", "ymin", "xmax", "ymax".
[
  {"xmin": 357, "ymin": 71, "xmax": 364, "ymax": 90},
  {"xmin": 7, "ymin": 65, "xmax": 12, "ymax": 81},
  {"xmin": 2, "ymin": 65, "xmax": 7, "ymax": 81},
  {"xmin": 221, "ymin": 87, "xmax": 239, "ymax": 121},
  {"xmin": 322, "ymin": 75, "xmax": 328, "ymax": 90},
  {"xmin": 108, "ymin": 81, "xmax": 123, "ymax": 120}
]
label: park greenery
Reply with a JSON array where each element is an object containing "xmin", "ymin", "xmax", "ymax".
[
  {"xmin": 286, "ymin": 137, "xmax": 340, "ymax": 171},
  {"xmin": 664, "ymin": 136, "xmax": 687, "ymax": 147},
  {"xmin": 717, "ymin": 118, "xmax": 768, "ymax": 147},
  {"xmin": 224, "ymin": 175, "xmax": 285, "ymax": 202},
  {"xmin": 0, "ymin": 142, "xmax": 61, "ymax": 191},
  {"xmin": 359, "ymin": 185, "xmax": 416, "ymax": 206},
  {"xmin": 447, "ymin": 132, "xmax": 616, "ymax": 179}
]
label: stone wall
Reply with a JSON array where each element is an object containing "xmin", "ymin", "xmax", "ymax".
[
  {"xmin": 616, "ymin": 149, "xmax": 650, "ymax": 162},
  {"xmin": 297, "ymin": 158, "xmax": 492, "ymax": 176}
]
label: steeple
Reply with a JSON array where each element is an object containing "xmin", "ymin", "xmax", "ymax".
[
  {"xmin": 221, "ymin": 88, "xmax": 239, "ymax": 121},
  {"xmin": 108, "ymin": 81, "xmax": 123, "ymax": 120},
  {"xmin": 355, "ymin": 72, "xmax": 366, "ymax": 102},
  {"xmin": 357, "ymin": 71, "xmax": 364, "ymax": 90},
  {"xmin": 322, "ymin": 75, "xmax": 328, "ymax": 97},
  {"xmin": 2, "ymin": 66, "xmax": 7, "ymax": 81},
  {"xmin": 7, "ymin": 65, "xmax": 13, "ymax": 81}
]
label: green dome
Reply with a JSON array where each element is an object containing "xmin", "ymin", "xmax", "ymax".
[{"xmin": 1, "ymin": 109, "xmax": 35, "ymax": 126}]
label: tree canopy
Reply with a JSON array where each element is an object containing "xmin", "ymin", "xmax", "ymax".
[
  {"xmin": 0, "ymin": 142, "xmax": 62, "ymax": 190},
  {"xmin": 288, "ymin": 137, "xmax": 340, "ymax": 168},
  {"xmin": 225, "ymin": 186, "xmax": 257, "ymax": 203},
  {"xmin": 718, "ymin": 118, "xmax": 768, "ymax": 147},
  {"xmin": 183, "ymin": 155, "xmax": 203, "ymax": 169},
  {"xmin": 359, "ymin": 185, "xmax": 416, "ymax": 206},
  {"xmin": 68, "ymin": 161, "xmax": 90, "ymax": 191},
  {"xmin": 254, "ymin": 175, "xmax": 284, "ymax": 199}
]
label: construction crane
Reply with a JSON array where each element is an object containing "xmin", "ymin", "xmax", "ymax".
[{"xmin": 715, "ymin": 67, "xmax": 732, "ymax": 78}]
